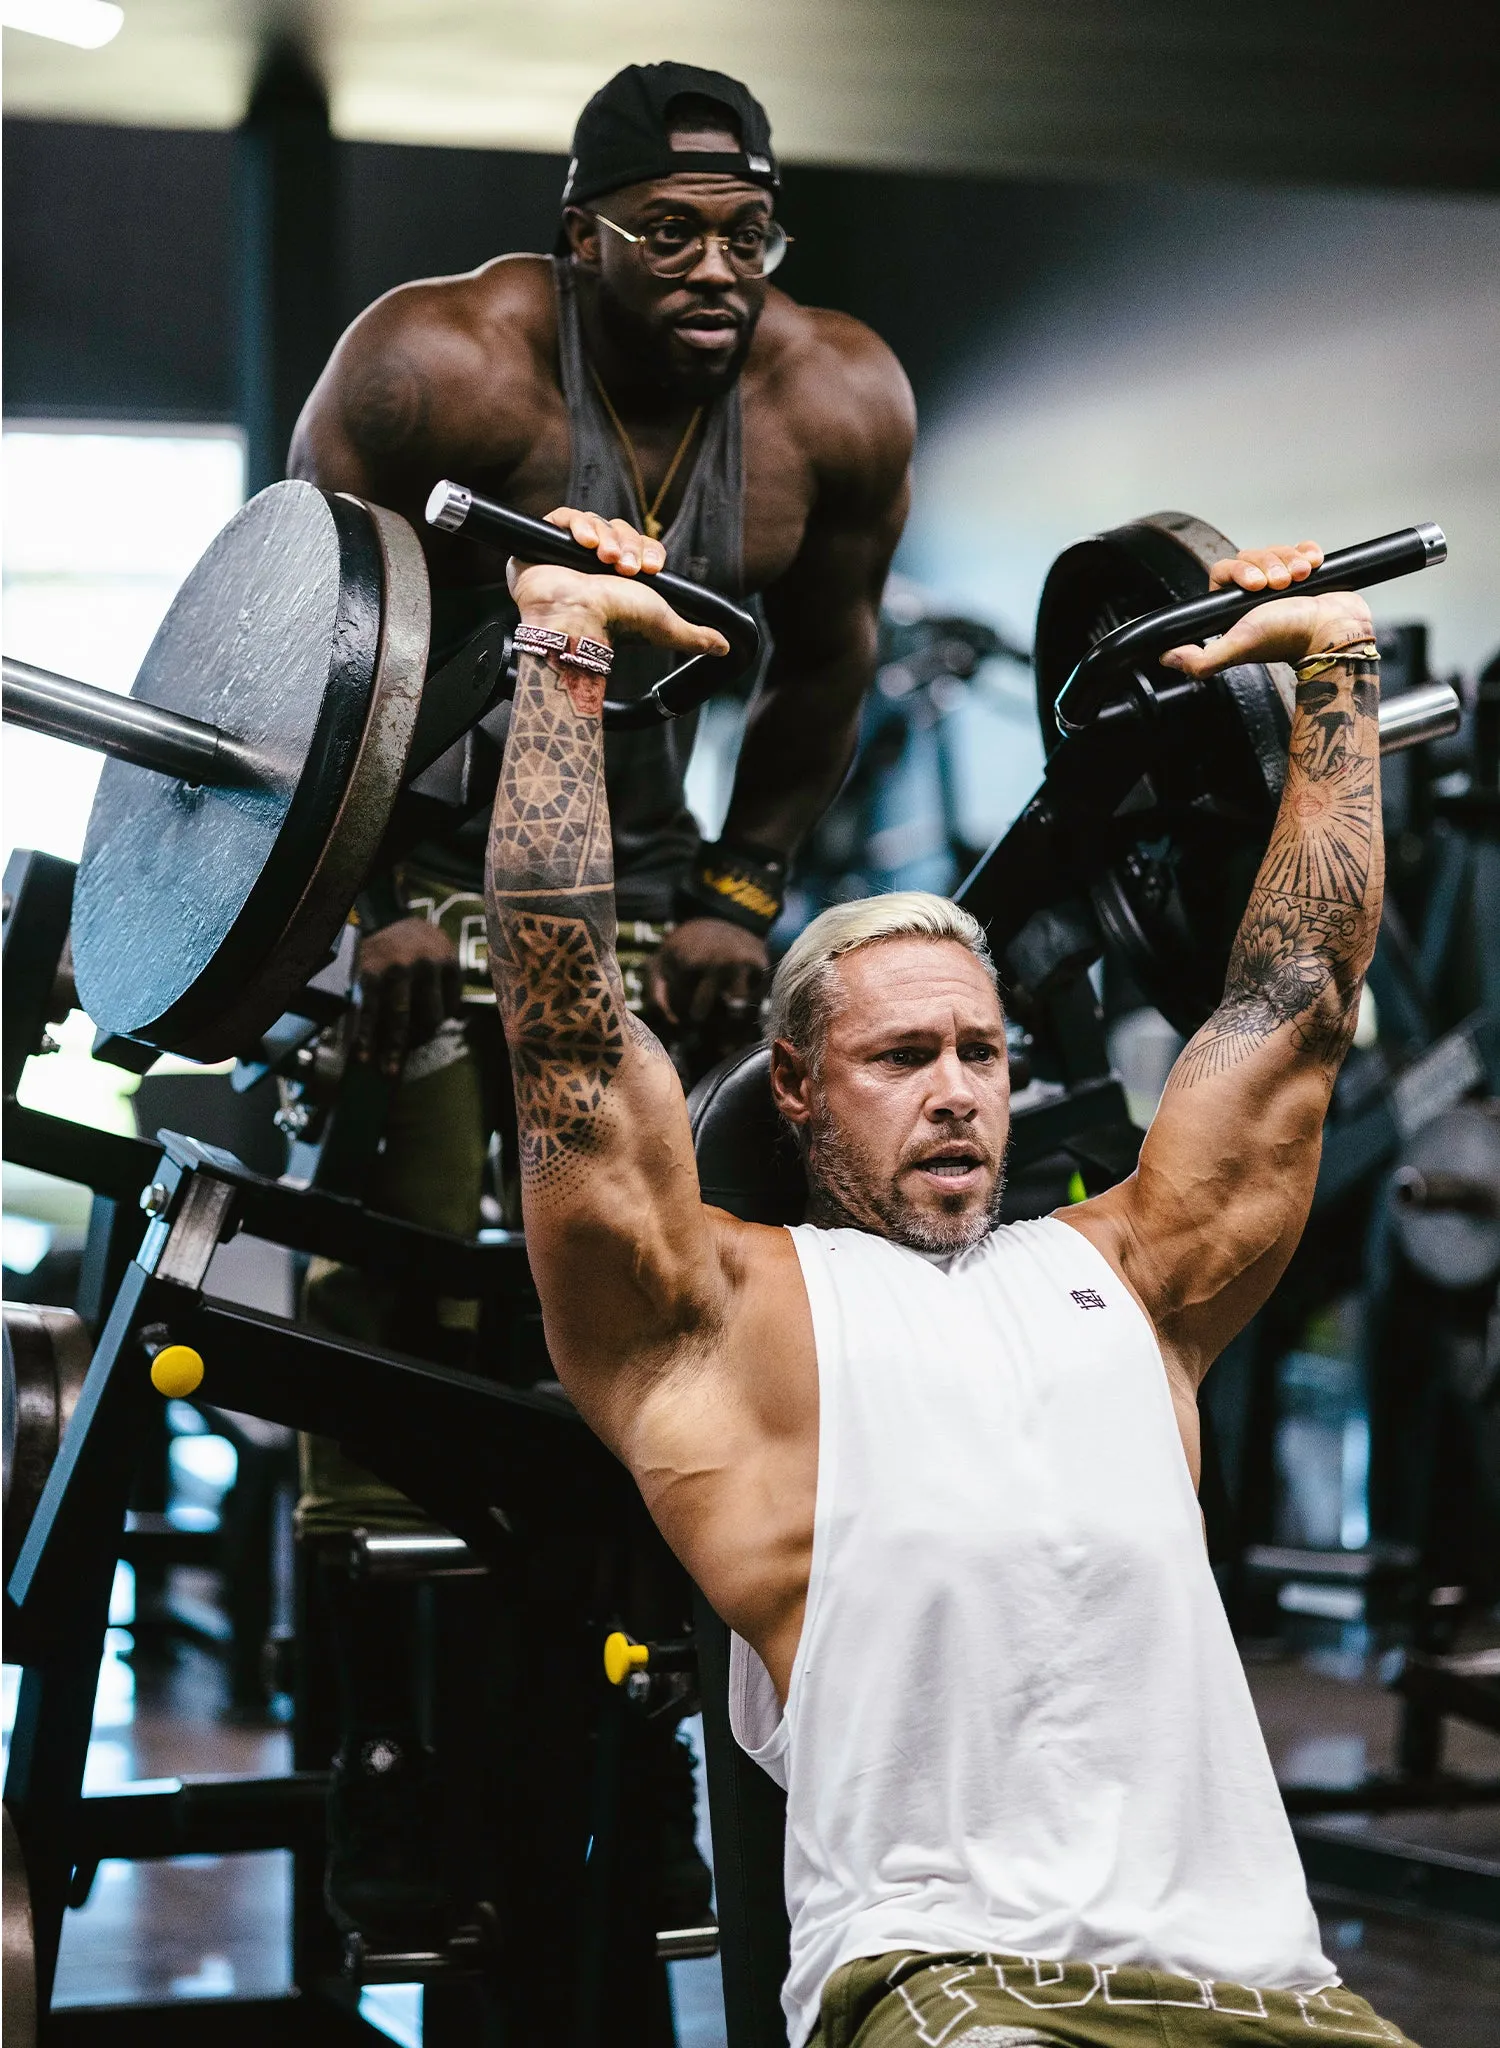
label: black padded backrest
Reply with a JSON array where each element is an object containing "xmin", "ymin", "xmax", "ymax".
[
  {"xmin": 686, "ymin": 1043, "xmax": 796, "ymax": 2045},
  {"xmin": 687, "ymin": 1044, "xmax": 806, "ymax": 1227}
]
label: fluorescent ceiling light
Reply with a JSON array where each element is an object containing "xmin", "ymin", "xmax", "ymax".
[{"xmin": 1, "ymin": 1, "xmax": 124, "ymax": 49}]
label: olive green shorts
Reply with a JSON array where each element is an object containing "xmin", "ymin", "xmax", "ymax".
[{"xmin": 810, "ymin": 1952, "xmax": 1416, "ymax": 2048}]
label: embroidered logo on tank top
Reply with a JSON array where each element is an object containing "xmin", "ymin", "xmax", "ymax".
[{"xmin": 1070, "ymin": 1287, "xmax": 1107, "ymax": 1309}]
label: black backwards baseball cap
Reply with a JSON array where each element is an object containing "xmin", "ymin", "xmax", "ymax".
[{"xmin": 558, "ymin": 61, "xmax": 779, "ymax": 243}]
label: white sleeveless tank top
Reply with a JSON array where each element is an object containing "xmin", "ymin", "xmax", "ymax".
[{"xmin": 730, "ymin": 1217, "xmax": 1332, "ymax": 2047}]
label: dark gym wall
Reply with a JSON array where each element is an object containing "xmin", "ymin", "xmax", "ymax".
[
  {"xmin": 3, "ymin": 121, "xmax": 235, "ymax": 421},
  {"xmin": 1, "ymin": 116, "xmax": 1095, "ymax": 421}
]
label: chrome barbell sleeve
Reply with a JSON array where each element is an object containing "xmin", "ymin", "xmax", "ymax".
[
  {"xmin": 2, "ymin": 657, "xmax": 266, "ymax": 788},
  {"xmin": 1377, "ymin": 680, "xmax": 1462, "ymax": 755}
]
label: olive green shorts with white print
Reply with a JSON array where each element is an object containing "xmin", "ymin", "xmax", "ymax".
[{"xmin": 809, "ymin": 1952, "xmax": 1417, "ymax": 2048}]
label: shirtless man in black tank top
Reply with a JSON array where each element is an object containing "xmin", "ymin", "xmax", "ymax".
[{"xmin": 291, "ymin": 60, "xmax": 914, "ymax": 1059}]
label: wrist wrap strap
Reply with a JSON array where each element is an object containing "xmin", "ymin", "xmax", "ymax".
[
  {"xmin": 514, "ymin": 622, "xmax": 614, "ymax": 678},
  {"xmin": 677, "ymin": 840, "xmax": 787, "ymax": 936}
]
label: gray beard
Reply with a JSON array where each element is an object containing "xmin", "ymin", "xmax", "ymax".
[{"xmin": 803, "ymin": 1102, "xmax": 1004, "ymax": 1256}]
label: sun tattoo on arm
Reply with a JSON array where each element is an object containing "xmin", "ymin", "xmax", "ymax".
[
  {"xmin": 1172, "ymin": 665, "xmax": 1380, "ymax": 1088},
  {"xmin": 485, "ymin": 651, "xmax": 664, "ymax": 1196}
]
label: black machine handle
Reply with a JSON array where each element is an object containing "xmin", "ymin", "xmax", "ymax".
[
  {"xmin": 1053, "ymin": 522, "xmax": 1448, "ymax": 735},
  {"xmin": 425, "ymin": 481, "xmax": 762, "ymax": 729}
]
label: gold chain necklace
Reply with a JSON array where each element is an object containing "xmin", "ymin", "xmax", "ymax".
[{"xmin": 590, "ymin": 366, "xmax": 704, "ymax": 542}]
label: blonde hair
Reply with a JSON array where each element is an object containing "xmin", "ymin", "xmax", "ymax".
[{"xmin": 767, "ymin": 892, "xmax": 995, "ymax": 1061}]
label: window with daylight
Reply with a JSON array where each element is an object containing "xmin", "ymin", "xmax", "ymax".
[
  {"xmin": 3, "ymin": 422, "xmax": 246, "ymax": 871},
  {"xmin": 2, "ymin": 424, "xmax": 247, "ymax": 1159}
]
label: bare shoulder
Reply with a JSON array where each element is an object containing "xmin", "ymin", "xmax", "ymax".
[
  {"xmin": 602, "ymin": 1207, "xmax": 814, "ymax": 1480},
  {"xmin": 1052, "ymin": 1196, "xmax": 1148, "ymax": 1319},
  {"xmin": 708, "ymin": 1203, "xmax": 811, "ymax": 1304},
  {"xmin": 333, "ymin": 252, "xmax": 554, "ymax": 385},
  {"xmin": 676, "ymin": 1207, "xmax": 814, "ymax": 1433},
  {"xmin": 1053, "ymin": 1182, "xmax": 1214, "ymax": 1358},
  {"xmin": 609, "ymin": 1209, "xmax": 816, "ymax": 1684},
  {"xmin": 296, "ymin": 253, "xmax": 557, "ymax": 470},
  {"xmin": 754, "ymin": 293, "xmax": 916, "ymax": 495}
]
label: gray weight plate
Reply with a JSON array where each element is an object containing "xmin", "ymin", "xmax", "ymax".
[
  {"xmin": 177, "ymin": 501, "xmax": 431, "ymax": 1061},
  {"xmin": 1390, "ymin": 1105, "xmax": 1500, "ymax": 1291},
  {"xmin": 71, "ymin": 483, "xmax": 428, "ymax": 1061},
  {"xmin": 1033, "ymin": 511, "xmax": 1296, "ymax": 1035}
]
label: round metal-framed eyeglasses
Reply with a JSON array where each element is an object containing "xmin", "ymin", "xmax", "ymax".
[{"xmin": 592, "ymin": 210, "xmax": 792, "ymax": 279}]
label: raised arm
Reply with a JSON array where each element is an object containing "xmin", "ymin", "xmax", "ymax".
[
  {"xmin": 1068, "ymin": 543, "xmax": 1383, "ymax": 1385},
  {"xmin": 489, "ymin": 516, "xmax": 820, "ymax": 1686},
  {"xmin": 484, "ymin": 513, "xmax": 737, "ymax": 1431}
]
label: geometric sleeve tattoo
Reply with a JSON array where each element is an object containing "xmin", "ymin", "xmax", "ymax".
[
  {"xmin": 485, "ymin": 649, "xmax": 643, "ymax": 1197},
  {"xmin": 1172, "ymin": 662, "xmax": 1382, "ymax": 1089}
]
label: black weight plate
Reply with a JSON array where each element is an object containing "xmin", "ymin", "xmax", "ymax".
[
  {"xmin": 3, "ymin": 1305, "xmax": 92, "ymax": 1574},
  {"xmin": 1034, "ymin": 511, "xmax": 1296, "ymax": 1036},
  {"xmin": 188, "ymin": 501, "xmax": 430, "ymax": 1061},
  {"xmin": 2, "ymin": 1805, "xmax": 37, "ymax": 2048},
  {"xmin": 72, "ymin": 483, "xmax": 385, "ymax": 1054}
]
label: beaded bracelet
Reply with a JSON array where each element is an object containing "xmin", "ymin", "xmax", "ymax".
[{"xmin": 514, "ymin": 622, "xmax": 615, "ymax": 678}]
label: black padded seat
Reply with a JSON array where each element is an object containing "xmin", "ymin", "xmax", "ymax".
[
  {"xmin": 686, "ymin": 1043, "xmax": 797, "ymax": 2045},
  {"xmin": 687, "ymin": 1043, "xmax": 806, "ymax": 1227}
]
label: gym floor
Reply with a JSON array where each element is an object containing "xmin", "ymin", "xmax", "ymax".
[
  {"xmin": 26, "ymin": 1608, "xmax": 728, "ymax": 2046},
  {"xmin": 1251, "ymin": 1644, "xmax": 1500, "ymax": 2048},
  {"xmin": 19, "ymin": 1612, "xmax": 1499, "ymax": 2048}
]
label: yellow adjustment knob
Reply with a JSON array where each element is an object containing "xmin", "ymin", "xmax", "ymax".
[
  {"xmin": 150, "ymin": 1344, "xmax": 205, "ymax": 1398},
  {"xmin": 603, "ymin": 1631, "xmax": 650, "ymax": 1687}
]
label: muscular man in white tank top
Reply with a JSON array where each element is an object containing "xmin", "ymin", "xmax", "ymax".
[{"xmin": 481, "ymin": 510, "xmax": 1412, "ymax": 2048}]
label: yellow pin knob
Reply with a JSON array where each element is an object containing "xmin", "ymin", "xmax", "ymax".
[
  {"xmin": 603, "ymin": 1631, "xmax": 650, "ymax": 1687},
  {"xmin": 150, "ymin": 1344, "xmax": 204, "ymax": 1398}
]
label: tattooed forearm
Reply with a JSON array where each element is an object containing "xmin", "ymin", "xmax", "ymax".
[
  {"xmin": 485, "ymin": 649, "xmax": 631, "ymax": 1195},
  {"xmin": 1172, "ymin": 659, "xmax": 1382, "ymax": 1089}
]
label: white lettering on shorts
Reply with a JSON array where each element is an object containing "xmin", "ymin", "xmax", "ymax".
[
  {"xmin": 1207, "ymin": 1983, "xmax": 1271, "ymax": 2017},
  {"xmin": 985, "ymin": 1956, "xmax": 1101, "ymax": 2009},
  {"xmin": 457, "ymin": 911, "xmax": 488, "ymax": 978},
  {"xmin": 1102, "ymin": 1967, "xmax": 1211, "ymax": 2008},
  {"xmin": 897, "ymin": 1963, "xmax": 979, "ymax": 2045},
  {"xmin": 1100, "ymin": 1969, "xmax": 1268, "ymax": 2017},
  {"xmin": 1296, "ymin": 1987, "xmax": 1403, "ymax": 2038}
]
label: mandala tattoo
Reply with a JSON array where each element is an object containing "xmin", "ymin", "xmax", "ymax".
[
  {"xmin": 490, "ymin": 910, "xmax": 627, "ymax": 1192},
  {"xmin": 485, "ymin": 652, "xmax": 632, "ymax": 1197},
  {"xmin": 1173, "ymin": 665, "xmax": 1379, "ymax": 1089}
]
